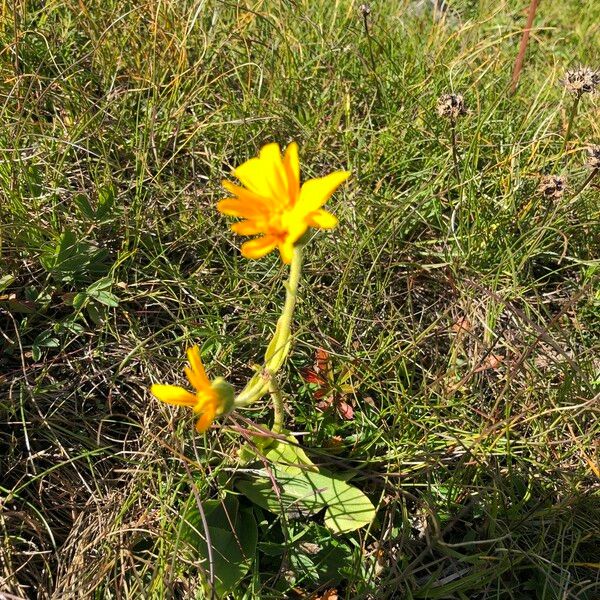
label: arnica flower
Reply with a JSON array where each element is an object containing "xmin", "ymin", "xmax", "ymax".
[
  {"xmin": 437, "ymin": 93, "xmax": 467, "ymax": 120},
  {"xmin": 218, "ymin": 142, "xmax": 350, "ymax": 264},
  {"xmin": 562, "ymin": 67, "xmax": 599, "ymax": 96},
  {"xmin": 150, "ymin": 346, "xmax": 234, "ymax": 433},
  {"xmin": 538, "ymin": 175, "xmax": 567, "ymax": 199}
]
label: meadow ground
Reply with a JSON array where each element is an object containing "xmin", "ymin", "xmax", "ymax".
[{"xmin": 1, "ymin": 0, "xmax": 599, "ymax": 598}]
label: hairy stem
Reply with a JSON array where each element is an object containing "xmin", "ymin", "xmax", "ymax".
[
  {"xmin": 269, "ymin": 375, "xmax": 285, "ymax": 434},
  {"xmin": 233, "ymin": 245, "xmax": 304, "ymax": 408}
]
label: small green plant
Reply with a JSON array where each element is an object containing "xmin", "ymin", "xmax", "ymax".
[{"xmin": 149, "ymin": 143, "xmax": 374, "ymax": 596}]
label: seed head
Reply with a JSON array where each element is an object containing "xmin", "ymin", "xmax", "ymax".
[
  {"xmin": 586, "ymin": 145, "xmax": 600, "ymax": 169},
  {"xmin": 359, "ymin": 3, "xmax": 371, "ymax": 17},
  {"xmin": 538, "ymin": 175, "xmax": 567, "ymax": 199},
  {"xmin": 437, "ymin": 93, "xmax": 467, "ymax": 120},
  {"xmin": 562, "ymin": 67, "xmax": 599, "ymax": 96}
]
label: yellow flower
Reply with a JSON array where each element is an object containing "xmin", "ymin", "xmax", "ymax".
[
  {"xmin": 150, "ymin": 346, "xmax": 234, "ymax": 433},
  {"xmin": 218, "ymin": 142, "xmax": 350, "ymax": 263}
]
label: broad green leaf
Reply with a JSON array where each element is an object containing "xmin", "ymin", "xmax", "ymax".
[
  {"xmin": 322, "ymin": 476, "xmax": 376, "ymax": 534},
  {"xmin": 264, "ymin": 438, "xmax": 317, "ymax": 475},
  {"xmin": 236, "ymin": 467, "xmax": 376, "ymax": 534},
  {"xmin": 179, "ymin": 495, "xmax": 257, "ymax": 598}
]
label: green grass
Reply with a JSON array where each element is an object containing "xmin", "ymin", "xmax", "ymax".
[{"xmin": 1, "ymin": 0, "xmax": 599, "ymax": 597}]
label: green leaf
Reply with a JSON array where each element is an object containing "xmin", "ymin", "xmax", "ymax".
[
  {"xmin": 179, "ymin": 495, "xmax": 257, "ymax": 598},
  {"xmin": 86, "ymin": 302, "xmax": 104, "ymax": 325},
  {"xmin": 0, "ymin": 274, "xmax": 15, "ymax": 293},
  {"xmin": 96, "ymin": 185, "xmax": 115, "ymax": 220},
  {"xmin": 87, "ymin": 277, "xmax": 114, "ymax": 293},
  {"xmin": 72, "ymin": 292, "xmax": 87, "ymax": 310},
  {"xmin": 92, "ymin": 290, "xmax": 119, "ymax": 307},
  {"xmin": 74, "ymin": 194, "xmax": 96, "ymax": 220},
  {"xmin": 264, "ymin": 438, "xmax": 317, "ymax": 475},
  {"xmin": 236, "ymin": 467, "xmax": 376, "ymax": 534},
  {"xmin": 322, "ymin": 476, "xmax": 376, "ymax": 534}
]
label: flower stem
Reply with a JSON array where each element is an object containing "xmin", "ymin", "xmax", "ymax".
[
  {"xmin": 269, "ymin": 375, "xmax": 285, "ymax": 434},
  {"xmin": 233, "ymin": 245, "xmax": 304, "ymax": 408},
  {"xmin": 558, "ymin": 95, "xmax": 580, "ymax": 166},
  {"xmin": 450, "ymin": 119, "xmax": 461, "ymax": 185},
  {"xmin": 573, "ymin": 168, "xmax": 598, "ymax": 198}
]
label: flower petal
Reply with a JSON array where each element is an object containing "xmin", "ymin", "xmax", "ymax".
[
  {"xmin": 233, "ymin": 157, "xmax": 272, "ymax": 197},
  {"xmin": 283, "ymin": 142, "xmax": 300, "ymax": 201},
  {"xmin": 278, "ymin": 240, "xmax": 295, "ymax": 264},
  {"xmin": 231, "ymin": 220, "xmax": 265, "ymax": 235},
  {"xmin": 259, "ymin": 142, "xmax": 288, "ymax": 200},
  {"xmin": 306, "ymin": 209, "xmax": 338, "ymax": 229},
  {"xmin": 186, "ymin": 346, "xmax": 210, "ymax": 390},
  {"xmin": 234, "ymin": 143, "xmax": 287, "ymax": 202},
  {"xmin": 151, "ymin": 384, "xmax": 197, "ymax": 407},
  {"xmin": 217, "ymin": 198, "xmax": 258, "ymax": 219},
  {"xmin": 241, "ymin": 236, "xmax": 278, "ymax": 259},
  {"xmin": 297, "ymin": 171, "xmax": 350, "ymax": 214},
  {"xmin": 195, "ymin": 400, "xmax": 217, "ymax": 433}
]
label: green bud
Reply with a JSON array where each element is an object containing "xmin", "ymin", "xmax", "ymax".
[{"xmin": 211, "ymin": 377, "xmax": 235, "ymax": 416}]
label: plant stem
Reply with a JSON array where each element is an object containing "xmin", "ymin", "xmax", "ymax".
[
  {"xmin": 269, "ymin": 375, "xmax": 285, "ymax": 434},
  {"xmin": 450, "ymin": 119, "xmax": 461, "ymax": 184},
  {"xmin": 275, "ymin": 245, "xmax": 303, "ymax": 356},
  {"xmin": 362, "ymin": 12, "xmax": 377, "ymax": 75},
  {"xmin": 233, "ymin": 245, "xmax": 304, "ymax": 408},
  {"xmin": 509, "ymin": 0, "xmax": 540, "ymax": 95},
  {"xmin": 559, "ymin": 94, "xmax": 580, "ymax": 164},
  {"xmin": 572, "ymin": 168, "xmax": 598, "ymax": 198}
]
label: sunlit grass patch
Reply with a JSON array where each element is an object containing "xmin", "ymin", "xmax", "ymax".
[{"xmin": 1, "ymin": 0, "xmax": 599, "ymax": 598}]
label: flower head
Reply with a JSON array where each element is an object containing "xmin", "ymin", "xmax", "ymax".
[
  {"xmin": 586, "ymin": 145, "xmax": 600, "ymax": 169},
  {"xmin": 150, "ymin": 346, "xmax": 234, "ymax": 433},
  {"xmin": 218, "ymin": 142, "xmax": 350, "ymax": 263},
  {"xmin": 562, "ymin": 67, "xmax": 599, "ymax": 96},
  {"xmin": 359, "ymin": 3, "xmax": 371, "ymax": 17},
  {"xmin": 437, "ymin": 93, "xmax": 467, "ymax": 120},
  {"xmin": 538, "ymin": 175, "xmax": 567, "ymax": 199}
]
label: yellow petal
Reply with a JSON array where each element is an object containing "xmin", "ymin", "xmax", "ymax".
[
  {"xmin": 231, "ymin": 220, "xmax": 265, "ymax": 236},
  {"xmin": 150, "ymin": 384, "xmax": 197, "ymax": 407},
  {"xmin": 233, "ymin": 157, "xmax": 273, "ymax": 197},
  {"xmin": 195, "ymin": 400, "xmax": 217, "ymax": 433},
  {"xmin": 222, "ymin": 180, "xmax": 270, "ymax": 209},
  {"xmin": 186, "ymin": 346, "xmax": 210, "ymax": 390},
  {"xmin": 297, "ymin": 171, "xmax": 350, "ymax": 214},
  {"xmin": 259, "ymin": 142, "xmax": 288, "ymax": 199},
  {"xmin": 278, "ymin": 240, "xmax": 295, "ymax": 264},
  {"xmin": 283, "ymin": 142, "xmax": 300, "ymax": 201},
  {"xmin": 184, "ymin": 367, "xmax": 205, "ymax": 392},
  {"xmin": 306, "ymin": 209, "xmax": 338, "ymax": 229},
  {"xmin": 241, "ymin": 236, "xmax": 278, "ymax": 259}
]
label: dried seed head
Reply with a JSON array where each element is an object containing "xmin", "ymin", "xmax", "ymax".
[
  {"xmin": 538, "ymin": 175, "xmax": 567, "ymax": 199},
  {"xmin": 586, "ymin": 145, "xmax": 600, "ymax": 169},
  {"xmin": 359, "ymin": 3, "xmax": 371, "ymax": 17},
  {"xmin": 562, "ymin": 67, "xmax": 600, "ymax": 96},
  {"xmin": 437, "ymin": 93, "xmax": 467, "ymax": 120}
]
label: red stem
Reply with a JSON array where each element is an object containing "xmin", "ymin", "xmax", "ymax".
[{"xmin": 509, "ymin": 0, "xmax": 540, "ymax": 94}]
